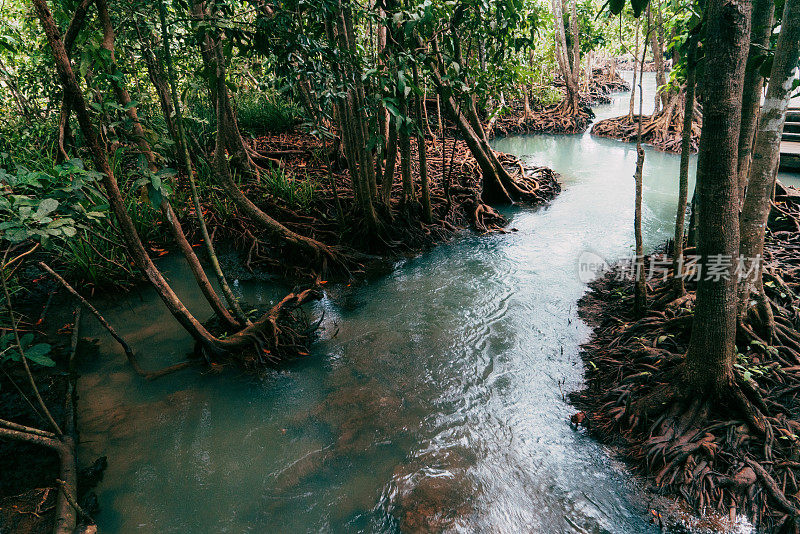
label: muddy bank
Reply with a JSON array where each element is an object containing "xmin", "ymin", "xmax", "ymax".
[
  {"xmin": 487, "ymin": 65, "xmax": 630, "ymax": 138},
  {"xmin": 591, "ymin": 111, "xmax": 701, "ymax": 154},
  {"xmin": 574, "ymin": 186, "xmax": 800, "ymax": 531},
  {"xmin": 178, "ymin": 128, "xmax": 560, "ymax": 282}
]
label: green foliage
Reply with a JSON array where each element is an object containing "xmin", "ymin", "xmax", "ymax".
[
  {"xmin": 261, "ymin": 168, "xmax": 315, "ymax": 210},
  {"xmin": 530, "ymin": 85, "xmax": 564, "ymax": 107},
  {"xmin": 236, "ymin": 93, "xmax": 301, "ymax": 136},
  {"xmin": 0, "ymin": 332, "xmax": 54, "ymax": 367},
  {"xmin": 0, "ymin": 159, "xmax": 105, "ymax": 247}
]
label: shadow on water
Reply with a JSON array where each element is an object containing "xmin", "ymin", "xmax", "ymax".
[{"xmin": 76, "ymin": 71, "xmax": 774, "ymax": 533}]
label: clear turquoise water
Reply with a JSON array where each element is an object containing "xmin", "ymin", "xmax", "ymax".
[{"xmin": 76, "ymin": 72, "xmax": 789, "ymax": 533}]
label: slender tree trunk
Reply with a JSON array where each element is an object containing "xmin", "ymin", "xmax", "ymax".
[
  {"xmin": 736, "ymin": 0, "xmax": 775, "ymax": 203},
  {"xmin": 649, "ymin": 5, "xmax": 666, "ymax": 114},
  {"xmin": 55, "ymin": 0, "xmax": 94, "ymax": 162},
  {"xmin": 552, "ymin": 0, "xmax": 580, "ymax": 112},
  {"xmin": 158, "ymin": 0, "xmax": 248, "ymax": 324},
  {"xmin": 414, "ymin": 62, "xmax": 432, "ymax": 222},
  {"xmin": 381, "ymin": 115, "xmax": 398, "ymax": 206},
  {"xmin": 95, "ymin": 0, "xmax": 240, "ymax": 329},
  {"xmin": 655, "ymin": 0, "xmax": 668, "ymax": 109},
  {"xmin": 399, "ymin": 81, "xmax": 415, "ymax": 205},
  {"xmin": 672, "ymin": 41, "xmax": 697, "ymax": 295},
  {"xmin": 685, "ymin": 0, "xmax": 752, "ymax": 395},
  {"xmin": 34, "ymin": 0, "xmax": 316, "ymax": 357},
  {"xmin": 569, "ymin": 0, "xmax": 580, "ymax": 84},
  {"xmin": 634, "ymin": 28, "xmax": 649, "ymax": 316},
  {"xmin": 738, "ymin": 0, "xmax": 800, "ymax": 328},
  {"xmin": 33, "ymin": 0, "xmax": 227, "ymax": 348},
  {"xmin": 629, "ymin": 20, "xmax": 640, "ymax": 118}
]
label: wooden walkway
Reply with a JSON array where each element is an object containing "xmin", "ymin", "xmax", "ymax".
[{"xmin": 781, "ymin": 110, "xmax": 800, "ymax": 172}]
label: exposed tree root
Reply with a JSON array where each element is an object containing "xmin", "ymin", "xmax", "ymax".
[
  {"xmin": 186, "ymin": 128, "xmax": 560, "ymax": 279},
  {"xmin": 486, "ymin": 64, "xmax": 628, "ymax": 137},
  {"xmin": 591, "ymin": 93, "xmax": 702, "ymax": 154},
  {"xmin": 574, "ymin": 194, "xmax": 800, "ymax": 530},
  {"xmin": 199, "ymin": 286, "xmax": 322, "ymax": 370},
  {"xmin": 615, "ymin": 57, "xmax": 661, "ymax": 72}
]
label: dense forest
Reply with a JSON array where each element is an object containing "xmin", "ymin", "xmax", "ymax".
[{"xmin": 1, "ymin": 0, "xmax": 800, "ymax": 530}]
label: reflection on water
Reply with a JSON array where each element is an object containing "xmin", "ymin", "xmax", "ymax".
[{"xmin": 76, "ymin": 72, "xmax": 753, "ymax": 533}]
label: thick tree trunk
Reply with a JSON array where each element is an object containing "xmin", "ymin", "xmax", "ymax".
[
  {"xmin": 569, "ymin": 0, "xmax": 580, "ymax": 84},
  {"xmin": 738, "ymin": 0, "xmax": 800, "ymax": 326},
  {"xmin": 685, "ymin": 0, "xmax": 752, "ymax": 395},
  {"xmin": 736, "ymin": 0, "xmax": 775, "ymax": 203}
]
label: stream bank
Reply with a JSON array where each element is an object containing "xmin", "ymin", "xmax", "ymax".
[{"xmin": 71, "ymin": 72, "xmax": 671, "ymax": 534}]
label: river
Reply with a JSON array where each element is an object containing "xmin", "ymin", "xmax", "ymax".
[{"xmin": 76, "ymin": 72, "xmax": 793, "ymax": 533}]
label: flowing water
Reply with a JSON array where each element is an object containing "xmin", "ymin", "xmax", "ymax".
[{"xmin": 76, "ymin": 73, "xmax": 796, "ymax": 533}]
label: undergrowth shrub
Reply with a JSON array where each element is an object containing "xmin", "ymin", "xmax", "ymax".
[{"xmin": 261, "ymin": 167, "xmax": 315, "ymax": 210}]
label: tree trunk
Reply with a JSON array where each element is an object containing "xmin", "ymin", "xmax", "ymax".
[
  {"xmin": 552, "ymin": 0, "xmax": 580, "ymax": 112},
  {"xmin": 33, "ymin": 0, "xmax": 226, "ymax": 349},
  {"xmin": 685, "ymin": 0, "xmax": 752, "ymax": 395},
  {"xmin": 629, "ymin": 20, "xmax": 640, "ymax": 118},
  {"xmin": 413, "ymin": 62, "xmax": 432, "ymax": 222},
  {"xmin": 738, "ymin": 0, "xmax": 800, "ymax": 327},
  {"xmin": 158, "ymin": 0, "xmax": 248, "ymax": 324},
  {"xmin": 649, "ymin": 5, "xmax": 667, "ymax": 114},
  {"xmin": 381, "ymin": 115, "xmax": 398, "ymax": 206},
  {"xmin": 399, "ymin": 81, "xmax": 415, "ymax": 205},
  {"xmin": 736, "ymin": 0, "xmax": 775, "ymax": 203},
  {"xmin": 192, "ymin": 0, "xmax": 255, "ymax": 177},
  {"xmin": 569, "ymin": 0, "xmax": 580, "ymax": 84},
  {"xmin": 34, "ymin": 0, "xmax": 315, "ymax": 358},
  {"xmin": 96, "ymin": 0, "xmax": 241, "ymax": 330},
  {"xmin": 672, "ymin": 41, "xmax": 697, "ymax": 296},
  {"xmin": 634, "ymin": 26, "xmax": 649, "ymax": 316}
]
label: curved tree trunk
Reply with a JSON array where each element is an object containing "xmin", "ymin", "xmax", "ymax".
[
  {"xmin": 33, "ymin": 0, "xmax": 317, "ymax": 359},
  {"xmin": 158, "ymin": 0, "xmax": 249, "ymax": 324}
]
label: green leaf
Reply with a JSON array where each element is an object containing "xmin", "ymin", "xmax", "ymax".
[
  {"xmin": 24, "ymin": 343, "xmax": 55, "ymax": 367},
  {"xmin": 605, "ymin": 0, "xmax": 626, "ymax": 15},
  {"xmin": 630, "ymin": 0, "xmax": 649, "ymax": 17}
]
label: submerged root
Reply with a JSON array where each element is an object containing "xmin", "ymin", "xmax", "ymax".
[{"xmin": 487, "ymin": 64, "xmax": 626, "ymax": 138}]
